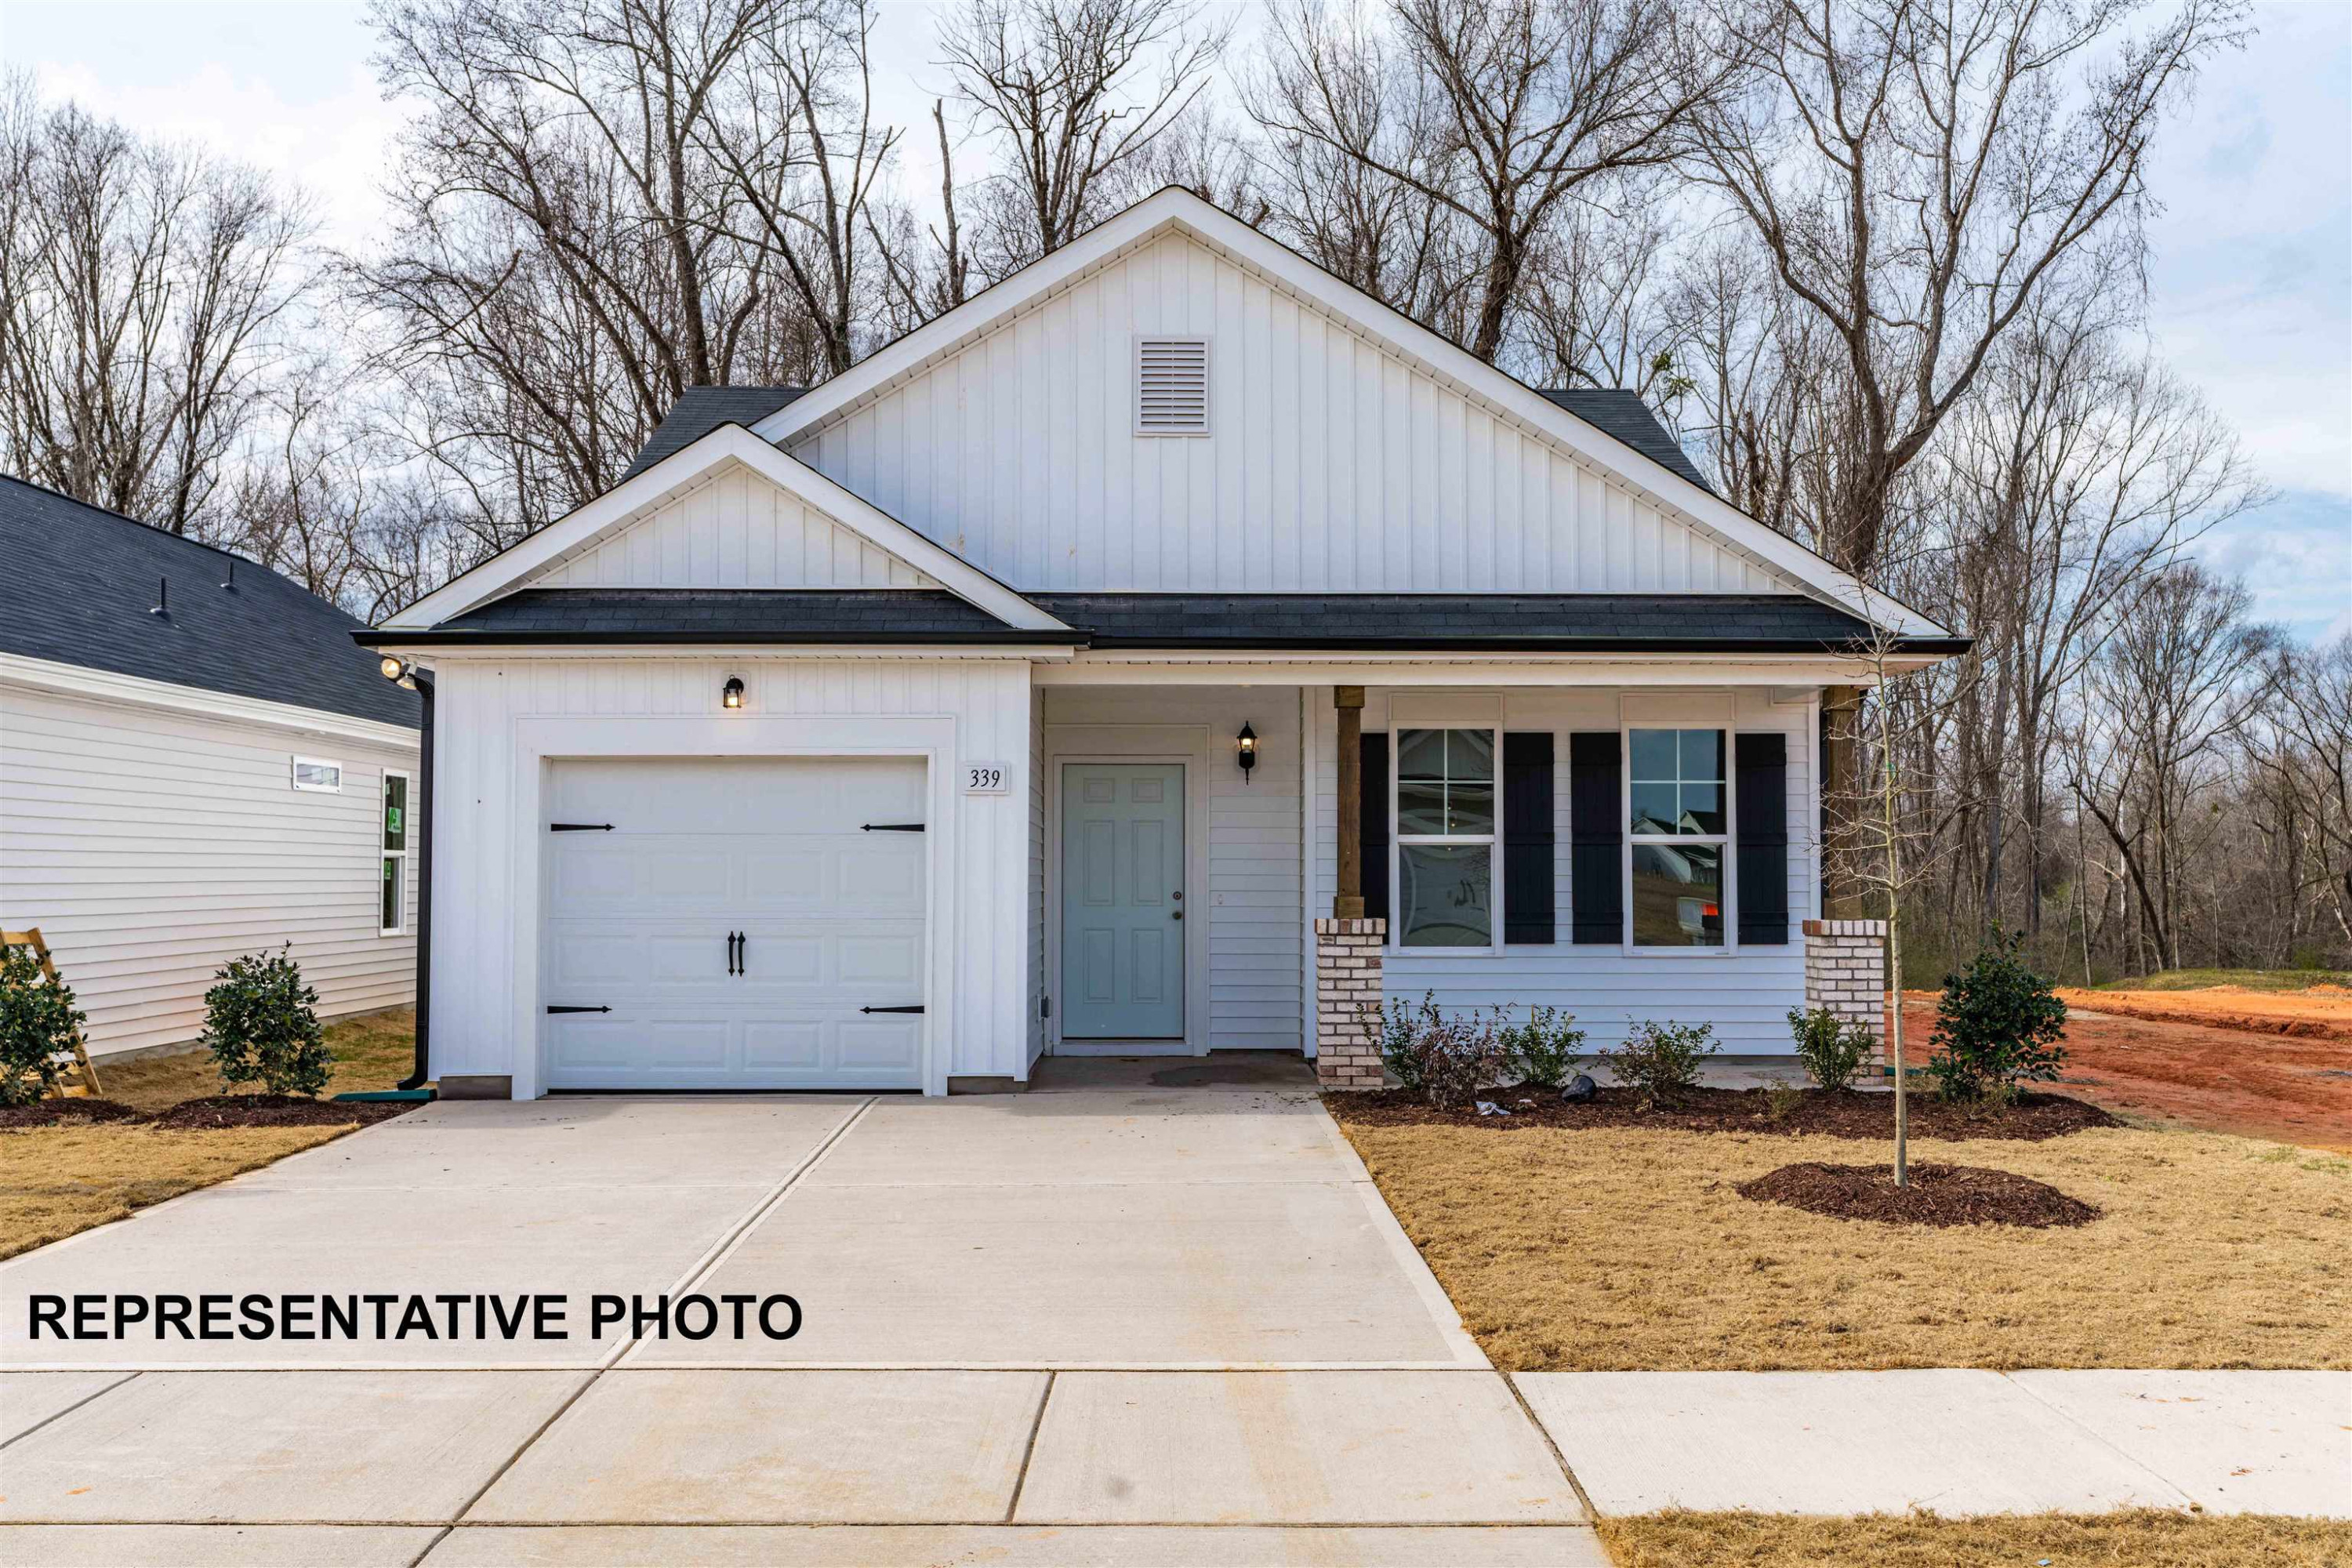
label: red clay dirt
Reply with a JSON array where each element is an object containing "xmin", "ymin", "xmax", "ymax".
[
  {"xmin": 1900, "ymin": 994, "xmax": 2352, "ymax": 1152},
  {"xmin": 2053, "ymin": 985, "xmax": 2352, "ymax": 1044}
]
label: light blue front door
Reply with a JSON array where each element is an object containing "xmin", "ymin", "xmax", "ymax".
[{"xmin": 1062, "ymin": 763, "xmax": 1185, "ymax": 1039}]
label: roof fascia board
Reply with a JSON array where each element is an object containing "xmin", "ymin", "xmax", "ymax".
[
  {"xmin": 0, "ymin": 651, "xmax": 421, "ymax": 748},
  {"xmin": 381, "ymin": 426, "xmax": 1068, "ymax": 633},
  {"xmin": 754, "ymin": 187, "xmax": 1951, "ymax": 641}
]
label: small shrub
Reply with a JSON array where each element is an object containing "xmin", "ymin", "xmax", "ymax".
[
  {"xmin": 202, "ymin": 946, "xmax": 328, "ymax": 1098},
  {"xmin": 1358, "ymin": 993, "xmax": 1512, "ymax": 1109},
  {"xmin": 1927, "ymin": 930, "xmax": 2068, "ymax": 1107},
  {"xmin": 0, "ymin": 942, "xmax": 85, "ymax": 1108},
  {"xmin": 1786, "ymin": 1005, "xmax": 1875, "ymax": 1092},
  {"xmin": 1762, "ymin": 1081, "xmax": 1804, "ymax": 1122},
  {"xmin": 1501, "ymin": 1005, "xmax": 1587, "ymax": 1090},
  {"xmin": 1602, "ymin": 1019, "xmax": 1720, "ymax": 1109},
  {"xmin": 1360, "ymin": 992, "xmax": 1433, "ymax": 1095}
]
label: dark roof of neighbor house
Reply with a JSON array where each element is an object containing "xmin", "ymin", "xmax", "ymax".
[
  {"xmin": 368, "ymin": 588, "xmax": 1968, "ymax": 655},
  {"xmin": 619, "ymin": 386, "xmax": 808, "ymax": 480},
  {"xmin": 615, "ymin": 383, "xmax": 1711, "ymax": 499},
  {"xmin": 1535, "ymin": 389, "xmax": 1713, "ymax": 493},
  {"xmin": 0, "ymin": 475, "xmax": 421, "ymax": 729}
]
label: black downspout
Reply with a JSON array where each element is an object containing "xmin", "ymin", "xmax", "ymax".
[{"xmin": 399, "ymin": 670, "xmax": 434, "ymax": 1090}]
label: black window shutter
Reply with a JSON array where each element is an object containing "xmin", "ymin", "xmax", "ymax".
[
  {"xmin": 1360, "ymin": 731, "xmax": 1389, "ymax": 922},
  {"xmin": 1736, "ymin": 732, "xmax": 1790, "ymax": 945},
  {"xmin": 1502, "ymin": 732, "xmax": 1555, "ymax": 944},
  {"xmin": 1567, "ymin": 731, "xmax": 1621, "ymax": 945}
]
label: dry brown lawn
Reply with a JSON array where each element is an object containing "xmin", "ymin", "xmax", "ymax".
[
  {"xmin": 1339, "ymin": 1121, "xmax": 2350, "ymax": 1370},
  {"xmin": 1596, "ymin": 1510, "xmax": 2352, "ymax": 1567},
  {"xmin": 93, "ymin": 1007, "xmax": 419, "ymax": 1111},
  {"xmin": 2, "ymin": 1010, "xmax": 419, "ymax": 1259},
  {"xmin": 0, "ymin": 1122, "xmax": 358, "ymax": 1258}
]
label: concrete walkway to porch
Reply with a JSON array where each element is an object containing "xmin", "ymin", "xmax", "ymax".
[{"xmin": 3, "ymin": 1069, "xmax": 2341, "ymax": 1566}]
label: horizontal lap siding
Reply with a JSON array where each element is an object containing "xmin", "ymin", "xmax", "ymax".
[
  {"xmin": 1311, "ymin": 685, "xmax": 1816, "ymax": 1054},
  {"xmin": 427, "ymin": 657, "xmax": 1031, "ymax": 1084},
  {"xmin": 793, "ymin": 231, "xmax": 1797, "ymax": 597},
  {"xmin": 0, "ymin": 683, "xmax": 418, "ymax": 1055},
  {"xmin": 1041, "ymin": 687, "xmax": 1302, "ymax": 1052}
]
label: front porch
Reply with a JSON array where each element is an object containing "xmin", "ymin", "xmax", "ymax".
[{"xmin": 1025, "ymin": 670, "xmax": 1864, "ymax": 1087}]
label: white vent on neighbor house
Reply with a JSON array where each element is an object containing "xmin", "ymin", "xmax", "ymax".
[{"xmin": 1135, "ymin": 336, "xmax": 1210, "ymax": 436}]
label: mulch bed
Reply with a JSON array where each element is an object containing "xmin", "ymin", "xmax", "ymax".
[
  {"xmin": 145, "ymin": 1095, "xmax": 414, "ymax": 1131},
  {"xmin": 1324, "ymin": 1083, "xmax": 2117, "ymax": 1142},
  {"xmin": 0, "ymin": 1098, "xmax": 150, "ymax": 1132},
  {"xmin": 1739, "ymin": 1160, "xmax": 2101, "ymax": 1229}
]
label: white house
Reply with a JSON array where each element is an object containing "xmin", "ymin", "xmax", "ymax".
[
  {"xmin": 365, "ymin": 188, "xmax": 1965, "ymax": 1100},
  {"xmin": 1, "ymin": 478, "xmax": 422, "ymax": 1059}
]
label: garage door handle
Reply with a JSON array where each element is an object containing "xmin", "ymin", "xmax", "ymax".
[
  {"xmin": 549, "ymin": 822, "xmax": 614, "ymax": 832},
  {"xmin": 860, "ymin": 1004, "xmax": 924, "ymax": 1014},
  {"xmin": 861, "ymin": 822, "xmax": 925, "ymax": 833},
  {"xmin": 546, "ymin": 1005, "xmax": 610, "ymax": 1014}
]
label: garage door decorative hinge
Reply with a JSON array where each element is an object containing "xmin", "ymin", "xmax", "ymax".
[
  {"xmin": 860, "ymin": 822, "xmax": 925, "ymax": 833},
  {"xmin": 546, "ymin": 1004, "xmax": 611, "ymax": 1014},
  {"xmin": 549, "ymin": 822, "xmax": 615, "ymax": 832},
  {"xmin": 859, "ymin": 1004, "xmax": 925, "ymax": 1014}
]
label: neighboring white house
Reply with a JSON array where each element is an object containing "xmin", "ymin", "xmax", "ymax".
[
  {"xmin": 367, "ymin": 187, "xmax": 1966, "ymax": 1100},
  {"xmin": 0, "ymin": 477, "xmax": 422, "ymax": 1058}
]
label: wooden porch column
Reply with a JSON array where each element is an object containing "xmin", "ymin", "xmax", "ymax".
[{"xmin": 1333, "ymin": 685, "xmax": 1365, "ymax": 919}]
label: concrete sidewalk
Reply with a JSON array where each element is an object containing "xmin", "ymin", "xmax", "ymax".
[{"xmin": 1515, "ymin": 1368, "xmax": 2352, "ymax": 1519}]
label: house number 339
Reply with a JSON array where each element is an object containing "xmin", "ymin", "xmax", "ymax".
[{"xmin": 963, "ymin": 764, "xmax": 1009, "ymax": 794}]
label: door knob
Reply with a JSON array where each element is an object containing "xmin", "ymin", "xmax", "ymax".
[{"xmin": 1172, "ymin": 910, "xmax": 1183, "ymax": 920}]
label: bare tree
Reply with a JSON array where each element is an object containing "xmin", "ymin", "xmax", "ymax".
[
  {"xmin": 938, "ymin": 0, "xmax": 1231, "ymax": 274},
  {"xmin": 2070, "ymin": 564, "xmax": 2270, "ymax": 971},
  {"xmin": 1690, "ymin": 0, "xmax": 2249, "ymax": 579},
  {"xmin": 706, "ymin": 0, "xmax": 902, "ymax": 376},
  {"xmin": 358, "ymin": 0, "xmax": 827, "ymax": 517},
  {"xmin": 1253, "ymin": 0, "xmax": 1737, "ymax": 362},
  {"xmin": 0, "ymin": 79, "xmax": 318, "ymax": 534}
]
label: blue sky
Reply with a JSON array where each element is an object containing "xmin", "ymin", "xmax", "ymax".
[{"xmin": 5, "ymin": 0, "xmax": 2345, "ymax": 640}]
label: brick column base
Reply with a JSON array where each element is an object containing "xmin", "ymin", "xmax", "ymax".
[
  {"xmin": 1803, "ymin": 918, "xmax": 1892, "ymax": 1064},
  {"xmin": 1314, "ymin": 918, "xmax": 1387, "ymax": 1090}
]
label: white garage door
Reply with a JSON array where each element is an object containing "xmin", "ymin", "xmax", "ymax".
[{"xmin": 542, "ymin": 757, "xmax": 927, "ymax": 1090}]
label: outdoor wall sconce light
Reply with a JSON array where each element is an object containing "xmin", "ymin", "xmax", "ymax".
[
  {"xmin": 721, "ymin": 677, "xmax": 746, "ymax": 710},
  {"xmin": 1236, "ymin": 720, "xmax": 1258, "ymax": 783}
]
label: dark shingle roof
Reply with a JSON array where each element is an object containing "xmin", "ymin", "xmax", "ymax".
[
  {"xmin": 1536, "ymin": 389, "xmax": 1712, "ymax": 493},
  {"xmin": 371, "ymin": 586, "xmax": 1965, "ymax": 655},
  {"xmin": 619, "ymin": 386, "xmax": 807, "ymax": 480},
  {"xmin": 406, "ymin": 589, "xmax": 1074, "ymax": 644},
  {"xmin": 1, "ymin": 476, "xmax": 420, "ymax": 728},
  {"xmin": 1029, "ymin": 593, "xmax": 1953, "ymax": 652}
]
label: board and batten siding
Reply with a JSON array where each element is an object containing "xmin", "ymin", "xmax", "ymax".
[
  {"xmin": 522, "ymin": 460, "xmax": 936, "ymax": 590},
  {"xmin": 1309, "ymin": 684, "xmax": 1817, "ymax": 1054},
  {"xmin": 424, "ymin": 655, "xmax": 1032, "ymax": 1091},
  {"xmin": 1040, "ymin": 686, "xmax": 1302, "ymax": 1054},
  {"xmin": 791, "ymin": 230, "xmax": 1796, "ymax": 598},
  {"xmin": 0, "ymin": 680, "xmax": 417, "ymax": 1056}
]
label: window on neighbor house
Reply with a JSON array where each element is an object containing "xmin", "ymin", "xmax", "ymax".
[
  {"xmin": 381, "ymin": 771, "xmax": 409, "ymax": 936},
  {"xmin": 1628, "ymin": 728, "xmax": 1726, "ymax": 947},
  {"xmin": 1396, "ymin": 728, "xmax": 1495, "ymax": 948},
  {"xmin": 292, "ymin": 757, "xmax": 343, "ymax": 793}
]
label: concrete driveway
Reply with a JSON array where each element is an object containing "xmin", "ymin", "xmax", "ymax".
[{"xmin": 0, "ymin": 1063, "xmax": 1602, "ymax": 1566}]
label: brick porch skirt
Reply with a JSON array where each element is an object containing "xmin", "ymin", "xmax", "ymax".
[
  {"xmin": 1802, "ymin": 918, "xmax": 1896, "ymax": 1063},
  {"xmin": 1314, "ymin": 918, "xmax": 1386, "ymax": 1090}
]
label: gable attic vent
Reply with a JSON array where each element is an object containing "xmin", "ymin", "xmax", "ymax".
[{"xmin": 1135, "ymin": 337, "xmax": 1210, "ymax": 436}]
